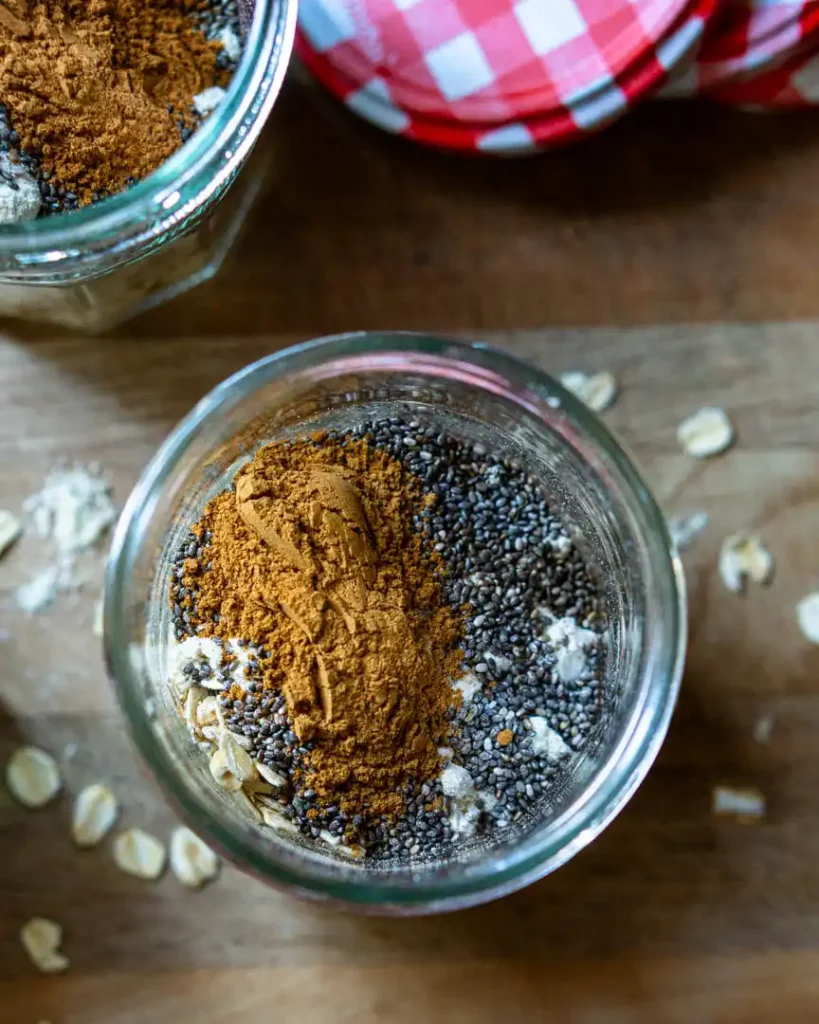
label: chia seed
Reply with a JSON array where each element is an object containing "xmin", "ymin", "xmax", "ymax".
[{"xmin": 169, "ymin": 415, "xmax": 608, "ymax": 864}]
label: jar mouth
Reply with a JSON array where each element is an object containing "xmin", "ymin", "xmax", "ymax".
[
  {"xmin": 0, "ymin": 0, "xmax": 295, "ymax": 255},
  {"xmin": 105, "ymin": 333, "xmax": 686, "ymax": 913}
]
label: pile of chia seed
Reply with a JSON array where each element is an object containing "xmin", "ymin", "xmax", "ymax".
[
  {"xmin": 0, "ymin": 0, "xmax": 242, "ymax": 220},
  {"xmin": 169, "ymin": 416, "xmax": 607, "ymax": 864}
]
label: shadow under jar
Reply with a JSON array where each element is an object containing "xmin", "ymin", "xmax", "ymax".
[
  {"xmin": 105, "ymin": 333, "xmax": 686, "ymax": 914},
  {"xmin": 0, "ymin": 0, "xmax": 295, "ymax": 331}
]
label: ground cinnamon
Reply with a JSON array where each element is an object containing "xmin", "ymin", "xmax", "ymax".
[
  {"xmin": 0, "ymin": 0, "xmax": 226, "ymax": 203},
  {"xmin": 184, "ymin": 436, "xmax": 464, "ymax": 821}
]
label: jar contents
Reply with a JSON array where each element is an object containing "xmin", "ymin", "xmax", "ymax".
[
  {"xmin": 0, "ymin": 0, "xmax": 243, "ymax": 222},
  {"xmin": 168, "ymin": 420, "xmax": 607, "ymax": 862}
]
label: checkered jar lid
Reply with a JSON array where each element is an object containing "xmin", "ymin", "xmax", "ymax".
[
  {"xmin": 662, "ymin": 0, "xmax": 819, "ymax": 95},
  {"xmin": 295, "ymin": 0, "xmax": 718, "ymax": 152},
  {"xmin": 706, "ymin": 44, "xmax": 819, "ymax": 105}
]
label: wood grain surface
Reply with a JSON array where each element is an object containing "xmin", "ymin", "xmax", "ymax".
[
  {"xmin": 2, "ymin": 324, "xmax": 819, "ymax": 1023},
  {"xmin": 5, "ymin": 75, "xmax": 819, "ymax": 341}
]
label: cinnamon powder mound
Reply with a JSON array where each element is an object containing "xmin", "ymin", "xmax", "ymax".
[
  {"xmin": 0, "ymin": 0, "xmax": 226, "ymax": 203},
  {"xmin": 184, "ymin": 436, "xmax": 464, "ymax": 820}
]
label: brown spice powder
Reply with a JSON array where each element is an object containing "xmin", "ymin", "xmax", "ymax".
[
  {"xmin": 0, "ymin": 0, "xmax": 226, "ymax": 203},
  {"xmin": 184, "ymin": 437, "xmax": 464, "ymax": 821}
]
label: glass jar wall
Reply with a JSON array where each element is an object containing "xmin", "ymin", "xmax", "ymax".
[
  {"xmin": 0, "ymin": 0, "xmax": 295, "ymax": 331},
  {"xmin": 105, "ymin": 333, "xmax": 686, "ymax": 913}
]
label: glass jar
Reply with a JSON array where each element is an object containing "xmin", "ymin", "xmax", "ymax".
[
  {"xmin": 0, "ymin": 0, "xmax": 295, "ymax": 331},
  {"xmin": 105, "ymin": 333, "xmax": 686, "ymax": 913}
]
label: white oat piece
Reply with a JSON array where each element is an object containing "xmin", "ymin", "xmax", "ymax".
[
  {"xmin": 5, "ymin": 746, "xmax": 61, "ymax": 808},
  {"xmin": 712, "ymin": 785, "xmax": 765, "ymax": 823},
  {"xmin": 72, "ymin": 783, "xmax": 119, "ymax": 847},
  {"xmin": 677, "ymin": 407, "xmax": 734, "ymax": 458},
  {"xmin": 112, "ymin": 828, "xmax": 167, "ymax": 880},
  {"xmin": 20, "ymin": 917, "xmax": 69, "ymax": 973},
  {"xmin": 560, "ymin": 370, "xmax": 617, "ymax": 412},
  {"xmin": 718, "ymin": 532, "xmax": 773, "ymax": 593},
  {"xmin": 169, "ymin": 826, "xmax": 220, "ymax": 888}
]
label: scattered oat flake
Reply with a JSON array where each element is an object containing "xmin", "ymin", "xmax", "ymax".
[
  {"xmin": 0, "ymin": 509, "xmax": 22, "ymax": 558},
  {"xmin": 712, "ymin": 785, "xmax": 766, "ymax": 823},
  {"xmin": 20, "ymin": 917, "xmax": 69, "ymax": 974},
  {"xmin": 72, "ymin": 783, "xmax": 119, "ymax": 847},
  {"xmin": 560, "ymin": 370, "xmax": 617, "ymax": 412},
  {"xmin": 667, "ymin": 510, "xmax": 709, "ymax": 551},
  {"xmin": 169, "ymin": 826, "xmax": 220, "ymax": 888},
  {"xmin": 112, "ymin": 828, "xmax": 166, "ymax": 880},
  {"xmin": 718, "ymin": 532, "xmax": 774, "ymax": 593},
  {"xmin": 796, "ymin": 592, "xmax": 819, "ymax": 644},
  {"xmin": 753, "ymin": 714, "xmax": 775, "ymax": 744},
  {"xmin": 677, "ymin": 407, "xmax": 734, "ymax": 458},
  {"xmin": 6, "ymin": 746, "xmax": 61, "ymax": 808}
]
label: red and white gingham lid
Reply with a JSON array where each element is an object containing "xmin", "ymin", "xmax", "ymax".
[
  {"xmin": 296, "ymin": 0, "xmax": 819, "ymax": 149},
  {"xmin": 296, "ymin": 0, "xmax": 717, "ymax": 151},
  {"xmin": 706, "ymin": 44, "xmax": 819, "ymax": 105},
  {"xmin": 662, "ymin": 0, "xmax": 819, "ymax": 94}
]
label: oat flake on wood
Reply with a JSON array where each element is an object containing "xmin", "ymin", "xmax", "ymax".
[
  {"xmin": 718, "ymin": 532, "xmax": 774, "ymax": 593},
  {"xmin": 169, "ymin": 826, "xmax": 220, "ymax": 888},
  {"xmin": 112, "ymin": 828, "xmax": 167, "ymax": 880},
  {"xmin": 20, "ymin": 917, "xmax": 69, "ymax": 974},
  {"xmin": 677, "ymin": 407, "xmax": 734, "ymax": 457},
  {"xmin": 5, "ymin": 746, "xmax": 61, "ymax": 808},
  {"xmin": 560, "ymin": 370, "xmax": 617, "ymax": 412},
  {"xmin": 72, "ymin": 783, "xmax": 119, "ymax": 847}
]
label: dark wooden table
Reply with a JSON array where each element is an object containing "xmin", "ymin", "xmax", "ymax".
[
  {"xmin": 2, "ymin": 76, "xmax": 819, "ymax": 1024},
  {"xmin": 8, "ymin": 75, "xmax": 819, "ymax": 340}
]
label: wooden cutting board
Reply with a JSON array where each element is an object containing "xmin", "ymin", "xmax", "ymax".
[{"xmin": 2, "ymin": 324, "xmax": 819, "ymax": 1023}]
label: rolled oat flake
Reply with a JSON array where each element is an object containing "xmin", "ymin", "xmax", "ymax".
[
  {"xmin": 6, "ymin": 746, "xmax": 61, "ymax": 808},
  {"xmin": 718, "ymin": 532, "xmax": 773, "ymax": 593},
  {"xmin": 20, "ymin": 917, "xmax": 69, "ymax": 974},
  {"xmin": 72, "ymin": 783, "xmax": 119, "ymax": 847},
  {"xmin": 560, "ymin": 370, "xmax": 617, "ymax": 412},
  {"xmin": 677, "ymin": 407, "xmax": 735, "ymax": 458},
  {"xmin": 169, "ymin": 826, "xmax": 220, "ymax": 888},
  {"xmin": 112, "ymin": 828, "xmax": 167, "ymax": 880}
]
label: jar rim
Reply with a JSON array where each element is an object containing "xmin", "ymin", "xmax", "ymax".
[
  {"xmin": 0, "ymin": 0, "xmax": 295, "ymax": 256},
  {"xmin": 105, "ymin": 332, "xmax": 686, "ymax": 912}
]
